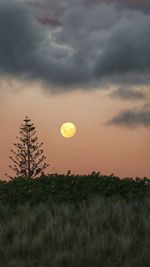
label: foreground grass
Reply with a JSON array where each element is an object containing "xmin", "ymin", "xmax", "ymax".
[{"xmin": 0, "ymin": 197, "xmax": 150, "ymax": 267}]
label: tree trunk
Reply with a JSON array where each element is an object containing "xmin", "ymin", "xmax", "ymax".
[{"xmin": 27, "ymin": 131, "xmax": 31, "ymax": 178}]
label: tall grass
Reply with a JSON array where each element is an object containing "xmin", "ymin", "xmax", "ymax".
[{"xmin": 0, "ymin": 197, "xmax": 150, "ymax": 267}]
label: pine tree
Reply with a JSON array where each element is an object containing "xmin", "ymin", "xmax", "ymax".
[{"xmin": 5, "ymin": 116, "xmax": 49, "ymax": 179}]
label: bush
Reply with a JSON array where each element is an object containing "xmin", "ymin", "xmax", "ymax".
[{"xmin": 0, "ymin": 173, "xmax": 149, "ymax": 206}]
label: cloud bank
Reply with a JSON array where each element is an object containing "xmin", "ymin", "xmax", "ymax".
[
  {"xmin": 0, "ymin": 0, "xmax": 150, "ymax": 89},
  {"xmin": 109, "ymin": 105, "xmax": 150, "ymax": 128},
  {"xmin": 111, "ymin": 87, "xmax": 146, "ymax": 101}
]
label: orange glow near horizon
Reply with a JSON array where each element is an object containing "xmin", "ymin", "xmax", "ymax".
[{"xmin": 0, "ymin": 79, "xmax": 149, "ymax": 180}]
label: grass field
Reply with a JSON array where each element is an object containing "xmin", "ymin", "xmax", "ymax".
[{"xmin": 0, "ymin": 197, "xmax": 150, "ymax": 267}]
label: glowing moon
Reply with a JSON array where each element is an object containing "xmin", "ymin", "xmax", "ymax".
[{"xmin": 60, "ymin": 122, "xmax": 76, "ymax": 138}]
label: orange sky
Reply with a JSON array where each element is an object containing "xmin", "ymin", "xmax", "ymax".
[{"xmin": 0, "ymin": 78, "xmax": 149, "ymax": 180}]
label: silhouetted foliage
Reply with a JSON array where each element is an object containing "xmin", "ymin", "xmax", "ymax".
[
  {"xmin": 0, "ymin": 173, "xmax": 150, "ymax": 206},
  {"xmin": 5, "ymin": 116, "xmax": 49, "ymax": 179}
]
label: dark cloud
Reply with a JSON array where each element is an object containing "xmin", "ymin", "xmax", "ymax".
[
  {"xmin": 84, "ymin": 0, "xmax": 150, "ymax": 11},
  {"xmin": 109, "ymin": 106, "xmax": 150, "ymax": 127},
  {"xmin": 0, "ymin": 0, "xmax": 94, "ymax": 87},
  {"xmin": 111, "ymin": 87, "xmax": 146, "ymax": 100},
  {"xmin": 95, "ymin": 12, "xmax": 150, "ymax": 79},
  {"xmin": 0, "ymin": 1, "xmax": 43, "ymax": 77},
  {"xmin": 0, "ymin": 0, "xmax": 150, "ymax": 90}
]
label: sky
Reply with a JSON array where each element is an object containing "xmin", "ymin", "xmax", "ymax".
[{"xmin": 0, "ymin": 0, "xmax": 150, "ymax": 179}]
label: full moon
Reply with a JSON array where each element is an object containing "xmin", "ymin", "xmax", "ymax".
[{"xmin": 60, "ymin": 122, "xmax": 76, "ymax": 138}]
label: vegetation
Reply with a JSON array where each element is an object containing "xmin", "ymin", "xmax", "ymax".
[
  {"xmin": 1, "ymin": 112, "xmax": 149, "ymax": 266},
  {"xmin": 0, "ymin": 172, "xmax": 150, "ymax": 266},
  {"xmin": 0, "ymin": 197, "xmax": 150, "ymax": 267},
  {"xmin": 0, "ymin": 173, "xmax": 149, "ymax": 206},
  {"xmin": 5, "ymin": 116, "xmax": 49, "ymax": 179}
]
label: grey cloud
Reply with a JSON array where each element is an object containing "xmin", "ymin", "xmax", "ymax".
[
  {"xmin": 0, "ymin": 1, "xmax": 45, "ymax": 78},
  {"xmin": 0, "ymin": 0, "xmax": 150, "ymax": 90},
  {"xmin": 0, "ymin": 0, "xmax": 94, "ymax": 87},
  {"xmin": 109, "ymin": 106, "xmax": 150, "ymax": 127},
  {"xmin": 95, "ymin": 12, "xmax": 150, "ymax": 78},
  {"xmin": 111, "ymin": 87, "xmax": 146, "ymax": 100}
]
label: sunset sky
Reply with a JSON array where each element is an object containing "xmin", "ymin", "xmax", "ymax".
[{"xmin": 0, "ymin": 0, "xmax": 150, "ymax": 179}]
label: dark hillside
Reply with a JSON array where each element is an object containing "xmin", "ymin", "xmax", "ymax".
[{"xmin": 0, "ymin": 173, "xmax": 150, "ymax": 206}]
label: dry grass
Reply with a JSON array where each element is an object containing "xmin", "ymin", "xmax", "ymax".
[{"xmin": 0, "ymin": 197, "xmax": 150, "ymax": 267}]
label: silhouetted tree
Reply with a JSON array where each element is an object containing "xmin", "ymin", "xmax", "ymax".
[{"xmin": 5, "ymin": 116, "xmax": 49, "ymax": 179}]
